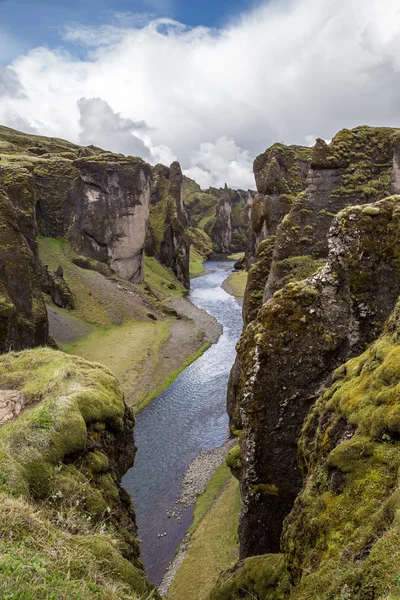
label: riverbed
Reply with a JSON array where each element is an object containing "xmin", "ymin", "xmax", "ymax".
[{"xmin": 122, "ymin": 261, "xmax": 243, "ymax": 585}]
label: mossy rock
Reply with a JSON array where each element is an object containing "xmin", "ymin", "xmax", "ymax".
[{"xmin": 209, "ymin": 554, "xmax": 290, "ymax": 600}]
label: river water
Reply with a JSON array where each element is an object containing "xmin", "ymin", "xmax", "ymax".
[{"xmin": 122, "ymin": 261, "xmax": 243, "ymax": 585}]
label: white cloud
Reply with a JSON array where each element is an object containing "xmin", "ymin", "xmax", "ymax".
[
  {"xmin": 1, "ymin": 0, "xmax": 400, "ymax": 189},
  {"xmin": 184, "ymin": 137, "xmax": 255, "ymax": 189}
]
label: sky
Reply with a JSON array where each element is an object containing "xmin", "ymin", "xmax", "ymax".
[{"xmin": 0, "ymin": 0, "xmax": 400, "ymax": 189}]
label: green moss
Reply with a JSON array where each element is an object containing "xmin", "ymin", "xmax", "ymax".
[
  {"xmin": 242, "ymin": 236, "xmax": 275, "ymax": 324},
  {"xmin": 327, "ymin": 126, "xmax": 399, "ymax": 202},
  {"xmin": 0, "ymin": 347, "xmax": 157, "ymax": 599},
  {"xmin": 275, "ymin": 255, "xmax": 326, "ymax": 286},
  {"xmin": 209, "ymin": 554, "xmax": 291, "ymax": 600},
  {"xmin": 225, "ymin": 444, "xmax": 242, "ymax": 477},
  {"xmin": 280, "ymin": 296, "xmax": 400, "ymax": 599}
]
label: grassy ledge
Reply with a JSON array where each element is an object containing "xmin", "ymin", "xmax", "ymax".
[
  {"xmin": 136, "ymin": 342, "xmax": 211, "ymax": 413},
  {"xmin": 222, "ymin": 271, "xmax": 248, "ymax": 299}
]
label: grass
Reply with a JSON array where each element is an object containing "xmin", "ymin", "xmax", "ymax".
[
  {"xmin": 227, "ymin": 252, "xmax": 244, "ymax": 261},
  {"xmin": 0, "ymin": 347, "xmax": 158, "ymax": 600},
  {"xmin": 142, "ymin": 256, "xmax": 185, "ymax": 300},
  {"xmin": 38, "ymin": 237, "xmax": 113, "ymax": 328},
  {"xmin": 223, "ymin": 271, "xmax": 248, "ymax": 298},
  {"xmin": 61, "ymin": 319, "xmax": 170, "ymax": 409},
  {"xmin": 135, "ymin": 342, "xmax": 211, "ymax": 412},
  {"xmin": 188, "ymin": 463, "xmax": 232, "ymax": 535},
  {"xmin": 189, "ymin": 247, "xmax": 206, "ymax": 278},
  {"xmin": 168, "ymin": 476, "xmax": 241, "ymax": 600}
]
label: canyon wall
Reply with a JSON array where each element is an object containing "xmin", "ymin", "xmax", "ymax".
[
  {"xmin": 223, "ymin": 126, "xmax": 400, "ymax": 590},
  {"xmin": 146, "ymin": 162, "xmax": 190, "ymax": 288}
]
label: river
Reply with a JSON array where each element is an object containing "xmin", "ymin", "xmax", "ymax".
[{"xmin": 122, "ymin": 261, "xmax": 243, "ymax": 585}]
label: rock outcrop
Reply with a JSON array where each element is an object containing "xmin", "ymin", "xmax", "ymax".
[
  {"xmin": 183, "ymin": 176, "xmax": 255, "ymax": 256},
  {"xmin": 0, "ymin": 125, "xmax": 152, "ymax": 286},
  {"xmin": 147, "ymin": 162, "xmax": 190, "ymax": 288},
  {"xmin": 0, "ymin": 183, "xmax": 49, "ymax": 353},
  {"xmin": 264, "ymin": 127, "xmax": 400, "ymax": 300},
  {"xmin": 211, "ymin": 185, "xmax": 232, "ymax": 254},
  {"xmin": 211, "ymin": 293, "xmax": 400, "ymax": 599},
  {"xmin": 245, "ymin": 144, "xmax": 312, "ymax": 266},
  {"xmin": 227, "ymin": 127, "xmax": 400, "ymax": 571}
]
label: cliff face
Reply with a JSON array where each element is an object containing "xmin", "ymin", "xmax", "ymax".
[
  {"xmin": 264, "ymin": 127, "xmax": 400, "ymax": 300},
  {"xmin": 210, "ymin": 185, "xmax": 232, "ymax": 254},
  {"xmin": 211, "ymin": 294, "xmax": 400, "ymax": 600},
  {"xmin": 0, "ymin": 348, "xmax": 160, "ymax": 599},
  {"xmin": 183, "ymin": 176, "xmax": 255, "ymax": 256},
  {"xmin": 146, "ymin": 162, "xmax": 190, "ymax": 288},
  {"xmin": 246, "ymin": 144, "xmax": 312, "ymax": 266},
  {"xmin": 0, "ymin": 173, "xmax": 49, "ymax": 353},
  {"xmin": 227, "ymin": 126, "xmax": 400, "ymax": 568},
  {"xmin": 1, "ymin": 126, "xmax": 152, "ymax": 285}
]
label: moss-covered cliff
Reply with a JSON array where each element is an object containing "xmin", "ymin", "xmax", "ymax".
[
  {"xmin": 226, "ymin": 126, "xmax": 400, "ymax": 589},
  {"xmin": 146, "ymin": 162, "xmax": 190, "ymax": 288},
  {"xmin": 212, "ymin": 292, "xmax": 400, "ymax": 599},
  {"xmin": 0, "ymin": 347, "xmax": 159, "ymax": 599},
  {"xmin": 183, "ymin": 175, "xmax": 255, "ymax": 257}
]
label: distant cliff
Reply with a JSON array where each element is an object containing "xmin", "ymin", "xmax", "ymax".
[
  {"xmin": 146, "ymin": 162, "xmax": 190, "ymax": 288},
  {"xmin": 183, "ymin": 176, "xmax": 255, "ymax": 256}
]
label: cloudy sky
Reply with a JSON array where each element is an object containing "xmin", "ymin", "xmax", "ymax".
[{"xmin": 0, "ymin": 0, "xmax": 400, "ymax": 189}]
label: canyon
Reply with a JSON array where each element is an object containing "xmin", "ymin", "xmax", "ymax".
[{"xmin": 1, "ymin": 123, "xmax": 400, "ymax": 600}]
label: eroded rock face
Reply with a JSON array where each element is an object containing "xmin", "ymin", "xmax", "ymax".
[
  {"xmin": 211, "ymin": 185, "xmax": 232, "ymax": 254},
  {"xmin": 235, "ymin": 196, "xmax": 400, "ymax": 559},
  {"xmin": 148, "ymin": 162, "xmax": 190, "ymax": 288},
  {"xmin": 0, "ymin": 183, "xmax": 49, "ymax": 353},
  {"xmin": 264, "ymin": 128, "xmax": 400, "ymax": 301},
  {"xmin": 0, "ymin": 348, "xmax": 160, "ymax": 598},
  {"xmin": 35, "ymin": 155, "xmax": 153, "ymax": 284},
  {"xmin": 245, "ymin": 144, "xmax": 312, "ymax": 266},
  {"xmin": 214, "ymin": 296, "xmax": 400, "ymax": 599}
]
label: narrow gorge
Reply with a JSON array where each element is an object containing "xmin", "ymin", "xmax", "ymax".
[{"xmin": 2, "ymin": 122, "xmax": 400, "ymax": 600}]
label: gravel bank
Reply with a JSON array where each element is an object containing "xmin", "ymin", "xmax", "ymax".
[{"xmin": 159, "ymin": 438, "xmax": 236, "ymax": 596}]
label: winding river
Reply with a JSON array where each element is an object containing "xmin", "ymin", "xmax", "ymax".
[{"xmin": 122, "ymin": 261, "xmax": 243, "ymax": 585}]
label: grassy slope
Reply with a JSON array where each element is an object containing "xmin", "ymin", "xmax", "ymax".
[
  {"xmin": 39, "ymin": 238, "xmax": 207, "ymax": 410},
  {"xmin": 168, "ymin": 470, "xmax": 241, "ymax": 600},
  {"xmin": 189, "ymin": 247, "xmax": 207, "ymax": 278},
  {"xmin": 62, "ymin": 320, "xmax": 170, "ymax": 407}
]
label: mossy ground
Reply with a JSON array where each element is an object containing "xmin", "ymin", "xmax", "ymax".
[
  {"xmin": 227, "ymin": 252, "xmax": 245, "ymax": 261},
  {"xmin": 168, "ymin": 470, "xmax": 241, "ymax": 600},
  {"xmin": 189, "ymin": 247, "xmax": 207, "ymax": 278}
]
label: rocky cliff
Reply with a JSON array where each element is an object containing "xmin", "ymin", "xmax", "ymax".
[
  {"xmin": 183, "ymin": 176, "xmax": 255, "ymax": 256},
  {"xmin": 224, "ymin": 126, "xmax": 400, "ymax": 590},
  {"xmin": 146, "ymin": 162, "xmax": 190, "ymax": 288},
  {"xmin": 211, "ymin": 291, "xmax": 400, "ymax": 599}
]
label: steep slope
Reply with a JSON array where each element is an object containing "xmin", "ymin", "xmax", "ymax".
[
  {"xmin": 146, "ymin": 162, "xmax": 190, "ymax": 288},
  {"xmin": 1, "ymin": 125, "xmax": 152, "ymax": 284},
  {"xmin": 183, "ymin": 175, "xmax": 255, "ymax": 257}
]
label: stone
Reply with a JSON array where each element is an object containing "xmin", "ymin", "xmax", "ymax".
[{"xmin": 0, "ymin": 390, "xmax": 26, "ymax": 425}]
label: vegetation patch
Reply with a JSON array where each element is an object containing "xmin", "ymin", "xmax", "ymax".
[{"xmin": 168, "ymin": 475, "xmax": 241, "ymax": 600}]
